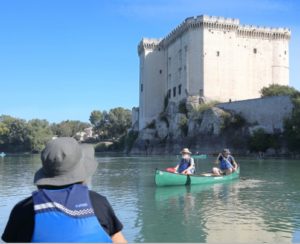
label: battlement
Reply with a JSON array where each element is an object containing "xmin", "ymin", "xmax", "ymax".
[
  {"xmin": 163, "ymin": 15, "xmax": 241, "ymax": 48},
  {"xmin": 138, "ymin": 38, "xmax": 163, "ymax": 55},
  {"xmin": 138, "ymin": 15, "xmax": 291, "ymax": 52},
  {"xmin": 237, "ymin": 25, "xmax": 291, "ymax": 40}
]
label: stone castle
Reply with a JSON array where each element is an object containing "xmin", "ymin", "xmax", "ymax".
[{"xmin": 133, "ymin": 15, "xmax": 291, "ymax": 130}]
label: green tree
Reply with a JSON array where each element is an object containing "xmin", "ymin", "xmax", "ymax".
[
  {"xmin": 248, "ymin": 128, "xmax": 280, "ymax": 153},
  {"xmin": 260, "ymin": 84, "xmax": 300, "ymax": 153},
  {"xmin": 24, "ymin": 119, "xmax": 53, "ymax": 152},
  {"xmin": 0, "ymin": 122, "xmax": 9, "ymax": 144},
  {"xmin": 260, "ymin": 84, "xmax": 300, "ymax": 98},
  {"xmin": 57, "ymin": 122, "xmax": 72, "ymax": 137},
  {"xmin": 107, "ymin": 107, "xmax": 132, "ymax": 138},
  {"xmin": 89, "ymin": 110, "xmax": 109, "ymax": 141}
]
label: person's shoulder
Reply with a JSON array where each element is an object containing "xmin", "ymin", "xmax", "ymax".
[
  {"xmin": 7, "ymin": 195, "xmax": 34, "ymax": 225},
  {"xmin": 89, "ymin": 190, "xmax": 110, "ymax": 205},
  {"xmin": 13, "ymin": 196, "xmax": 34, "ymax": 213}
]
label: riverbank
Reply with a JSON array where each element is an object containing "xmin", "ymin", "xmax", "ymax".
[{"xmin": 2, "ymin": 151, "xmax": 300, "ymax": 158}]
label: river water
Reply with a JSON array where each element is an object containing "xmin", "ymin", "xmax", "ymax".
[{"xmin": 0, "ymin": 155, "xmax": 300, "ymax": 243}]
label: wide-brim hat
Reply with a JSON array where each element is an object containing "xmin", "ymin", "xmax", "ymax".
[
  {"xmin": 223, "ymin": 149, "xmax": 231, "ymax": 154},
  {"xmin": 34, "ymin": 137, "xmax": 98, "ymax": 186},
  {"xmin": 180, "ymin": 148, "xmax": 192, "ymax": 154}
]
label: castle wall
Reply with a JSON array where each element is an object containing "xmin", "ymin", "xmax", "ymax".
[
  {"xmin": 138, "ymin": 40, "xmax": 166, "ymax": 129},
  {"xmin": 272, "ymin": 39, "xmax": 289, "ymax": 86},
  {"xmin": 166, "ymin": 31, "xmax": 190, "ymax": 103},
  {"xmin": 235, "ymin": 35, "xmax": 273, "ymax": 100},
  {"xmin": 136, "ymin": 15, "xmax": 291, "ymax": 131},
  {"xmin": 203, "ymin": 28, "xmax": 237, "ymax": 102},
  {"xmin": 214, "ymin": 95, "xmax": 293, "ymax": 131},
  {"xmin": 132, "ymin": 107, "xmax": 139, "ymax": 126},
  {"xmin": 188, "ymin": 28, "xmax": 204, "ymax": 96}
]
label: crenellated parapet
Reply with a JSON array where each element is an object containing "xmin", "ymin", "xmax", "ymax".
[
  {"xmin": 138, "ymin": 38, "xmax": 163, "ymax": 56},
  {"xmin": 237, "ymin": 25, "xmax": 291, "ymax": 41},
  {"xmin": 138, "ymin": 15, "xmax": 291, "ymax": 53},
  {"xmin": 163, "ymin": 15, "xmax": 240, "ymax": 48}
]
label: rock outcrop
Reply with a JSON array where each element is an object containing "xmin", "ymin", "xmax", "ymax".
[{"xmin": 130, "ymin": 95, "xmax": 293, "ymax": 155}]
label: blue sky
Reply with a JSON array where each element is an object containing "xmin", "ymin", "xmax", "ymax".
[{"xmin": 0, "ymin": 0, "xmax": 299, "ymax": 123}]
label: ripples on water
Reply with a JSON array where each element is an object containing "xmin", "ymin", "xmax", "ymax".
[{"xmin": 1, "ymin": 155, "xmax": 300, "ymax": 242}]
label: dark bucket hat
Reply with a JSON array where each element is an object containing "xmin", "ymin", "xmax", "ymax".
[
  {"xmin": 34, "ymin": 137, "xmax": 98, "ymax": 186},
  {"xmin": 223, "ymin": 149, "xmax": 231, "ymax": 154}
]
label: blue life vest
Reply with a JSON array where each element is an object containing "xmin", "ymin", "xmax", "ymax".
[
  {"xmin": 178, "ymin": 158, "xmax": 195, "ymax": 173},
  {"xmin": 31, "ymin": 184, "xmax": 112, "ymax": 243},
  {"xmin": 220, "ymin": 155, "xmax": 233, "ymax": 170}
]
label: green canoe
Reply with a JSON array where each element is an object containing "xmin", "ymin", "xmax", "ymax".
[
  {"xmin": 155, "ymin": 166, "xmax": 240, "ymax": 186},
  {"xmin": 176, "ymin": 155, "xmax": 207, "ymax": 159}
]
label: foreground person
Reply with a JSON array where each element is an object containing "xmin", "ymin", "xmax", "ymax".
[
  {"xmin": 174, "ymin": 148, "xmax": 195, "ymax": 174},
  {"xmin": 1, "ymin": 137, "xmax": 127, "ymax": 243},
  {"xmin": 212, "ymin": 149, "xmax": 237, "ymax": 175}
]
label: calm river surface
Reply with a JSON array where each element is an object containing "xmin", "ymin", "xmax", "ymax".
[{"xmin": 1, "ymin": 155, "xmax": 300, "ymax": 243}]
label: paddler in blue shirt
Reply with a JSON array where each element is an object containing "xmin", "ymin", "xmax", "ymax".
[
  {"xmin": 174, "ymin": 148, "xmax": 195, "ymax": 174},
  {"xmin": 212, "ymin": 149, "xmax": 237, "ymax": 175}
]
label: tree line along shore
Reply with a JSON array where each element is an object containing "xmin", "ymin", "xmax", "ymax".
[{"xmin": 0, "ymin": 84, "xmax": 299, "ymax": 156}]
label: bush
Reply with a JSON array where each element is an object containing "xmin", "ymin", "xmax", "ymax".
[
  {"xmin": 178, "ymin": 101, "xmax": 188, "ymax": 114},
  {"xmin": 125, "ymin": 130, "xmax": 139, "ymax": 153},
  {"xmin": 248, "ymin": 128, "xmax": 280, "ymax": 152},
  {"xmin": 144, "ymin": 120, "xmax": 156, "ymax": 129},
  {"xmin": 191, "ymin": 101, "xmax": 220, "ymax": 116},
  {"xmin": 260, "ymin": 84, "xmax": 300, "ymax": 98},
  {"xmin": 260, "ymin": 84, "xmax": 300, "ymax": 153},
  {"xmin": 107, "ymin": 134, "xmax": 126, "ymax": 151},
  {"xmin": 94, "ymin": 143, "xmax": 108, "ymax": 152},
  {"xmin": 220, "ymin": 112, "xmax": 246, "ymax": 131},
  {"xmin": 178, "ymin": 116, "xmax": 188, "ymax": 136}
]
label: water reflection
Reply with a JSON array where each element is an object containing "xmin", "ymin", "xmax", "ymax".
[
  {"xmin": 1, "ymin": 155, "xmax": 300, "ymax": 243},
  {"xmin": 153, "ymin": 180, "xmax": 294, "ymax": 243}
]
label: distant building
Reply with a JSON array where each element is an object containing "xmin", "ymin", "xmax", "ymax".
[
  {"xmin": 84, "ymin": 127, "xmax": 93, "ymax": 137},
  {"xmin": 76, "ymin": 132, "xmax": 87, "ymax": 141},
  {"xmin": 135, "ymin": 15, "xmax": 291, "ymax": 130}
]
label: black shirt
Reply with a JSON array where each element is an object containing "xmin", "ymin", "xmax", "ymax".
[{"xmin": 1, "ymin": 190, "xmax": 123, "ymax": 243}]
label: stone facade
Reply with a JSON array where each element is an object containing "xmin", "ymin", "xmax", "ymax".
[
  {"xmin": 135, "ymin": 15, "xmax": 291, "ymax": 130},
  {"xmin": 214, "ymin": 94, "xmax": 293, "ymax": 133}
]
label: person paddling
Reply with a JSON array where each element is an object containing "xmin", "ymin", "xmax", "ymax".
[
  {"xmin": 174, "ymin": 148, "xmax": 195, "ymax": 174},
  {"xmin": 1, "ymin": 137, "xmax": 127, "ymax": 243},
  {"xmin": 212, "ymin": 149, "xmax": 237, "ymax": 175}
]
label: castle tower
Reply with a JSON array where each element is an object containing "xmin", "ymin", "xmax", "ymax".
[
  {"xmin": 135, "ymin": 15, "xmax": 291, "ymax": 130},
  {"xmin": 138, "ymin": 38, "xmax": 166, "ymax": 130}
]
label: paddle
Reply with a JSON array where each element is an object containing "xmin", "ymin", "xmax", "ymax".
[{"xmin": 221, "ymin": 155, "xmax": 246, "ymax": 180}]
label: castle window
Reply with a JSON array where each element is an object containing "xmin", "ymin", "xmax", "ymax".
[
  {"xmin": 184, "ymin": 46, "xmax": 188, "ymax": 52},
  {"xmin": 159, "ymin": 48, "xmax": 160, "ymax": 51},
  {"xmin": 179, "ymin": 49, "xmax": 182, "ymax": 61},
  {"xmin": 173, "ymin": 87, "xmax": 176, "ymax": 97},
  {"xmin": 178, "ymin": 85, "xmax": 182, "ymax": 95},
  {"xmin": 285, "ymin": 51, "xmax": 287, "ymax": 55},
  {"xmin": 168, "ymin": 89, "xmax": 171, "ymax": 99},
  {"xmin": 160, "ymin": 70, "xmax": 162, "ymax": 74},
  {"xmin": 200, "ymin": 89, "xmax": 204, "ymax": 96},
  {"xmin": 217, "ymin": 51, "xmax": 220, "ymax": 56},
  {"xmin": 254, "ymin": 48, "xmax": 257, "ymax": 54},
  {"xmin": 141, "ymin": 84, "xmax": 143, "ymax": 92}
]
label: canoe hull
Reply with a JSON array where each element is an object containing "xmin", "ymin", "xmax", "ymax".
[{"xmin": 155, "ymin": 167, "xmax": 240, "ymax": 186}]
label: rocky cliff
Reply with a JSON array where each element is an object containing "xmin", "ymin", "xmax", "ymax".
[{"xmin": 129, "ymin": 95, "xmax": 293, "ymax": 155}]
